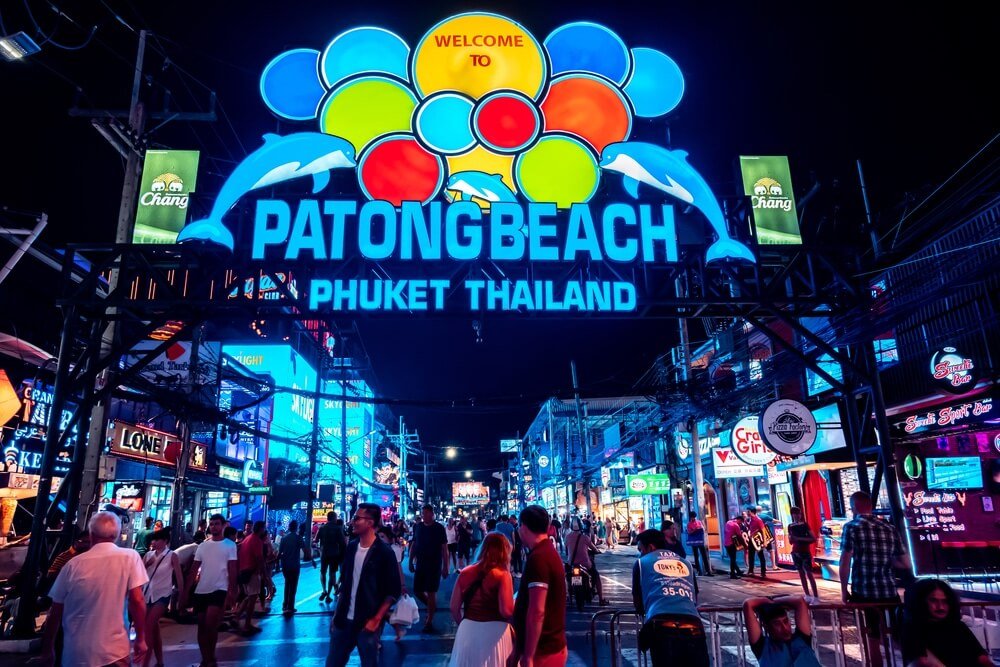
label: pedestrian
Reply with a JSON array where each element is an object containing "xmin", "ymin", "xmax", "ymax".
[
  {"xmin": 724, "ymin": 516, "xmax": 745, "ymax": 579},
  {"xmin": 143, "ymin": 528, "xmax": 184, "ymax": 667},
  {"xmin": 409, "ymin": 503, "xmax": 450, "ymax": 633},
  {"xmin": 787, "ymin": 507, "xmax": 818, "ymax": 599},
  {"xmin": 510, "ymin": 505, "xmax": 567, "ymax": 667},
  {"xmin": 43, "ymin": 529, "xmax": 90, "ymax": 593},
  {"xmin": 470, "ymin": 515, "xmax": 484, "ymax": 557},
  {"xmin": 194, "ymin": 519, "xmax": 207, "ymax": 543},
  {"xmin": 326, "ymin": 503, "xmax": 402, "ymax": 667},
  {"xmin": 449, "ymin": 532, "xmax": 515, "ymax": 666},
  {"xmin": 566, "ymin": 517, "xmax": 610, "ymax": 605},
  {"xmin": 745, "ymin": 506, "xmax": 768, "ymax": 578},
  {"xmin": 278, "ymin": 520, "xmax": 310, "ymax": 614},
  {"xmin": 900, "ymin": 578, "xmax": 993, "ymax": 667},
  {"xmin": 660, "ymin": 520, "xmax": 687, "ymax": 559},
  {"xmin": 317, "ymin": 511, "xmax": 348, "ymax": 602},
  {"xmin": 757, "ymin": 504, "xmax": 777, "ymax": 568},
  {"xmin": 743, "ymin": 595, "xmax": 821, "ymax": 666},
  {"xmin": 632, "ymin": 529, "xmax": 708, "ymax": 666},
  {"xmin": 839, "ymin": 492, "xmax": 909, "ymax": 667},
  {"xmin": 595, "ymin": 516, "xmax": 606, "ymax": 547},
  {"xmin": 135, "ymin": 516, "xmax": 155, "ymax": 556},
  {"xmin": 511, "ymin": 516, "xmax": 525, "ymax": 574},
  {"xmin": 605, "ymin": 516, "xmax": 617, "ymax": 548},
  {"xmin": 495, "ymin": 513, "xmax": 515, "ymax": 545},
  {"xmin": 685, "ymin": 512, "xmax": 713, "ymax": 576},
  {"xmin": 40, "ymin": 511, "xmax": 149, "ymax": 667},
  {"xmin": 179, "ymin": 521, "xmax": 195, "ymax": 546},
  {"xmin": 181, "ymin": 513, "xmax": 238, "ymax": 667},
  {"xmin": 456, "ymin": 515, "xmax": 473, "ymax": 568},
  {"xmin": 377, "ymin": 525, "xmax": 409, "ymax": 641},
  {"xmin": 235, "ymin": 520, "xmax": 266, "ymax": 634},
  {"xmin": 446, "ymin": 517, "xmax": 459, "ymax": 569}
]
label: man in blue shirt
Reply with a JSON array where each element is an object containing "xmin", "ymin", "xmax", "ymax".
[
  {"xmin": 495, "ymin": 514, "xmax": 515, "ymax": 545},
  {"xmin": 743, "ymin": 595, "xmax": 821, "ymax": 667},
  {"xmin": 632, "ymin": 529, "xmax": 708, "ymax": 666}
]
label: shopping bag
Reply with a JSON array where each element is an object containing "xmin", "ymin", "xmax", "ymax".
[{"xmin": 389, "ymin": 594, "xmax": 419, "ymax": 627}]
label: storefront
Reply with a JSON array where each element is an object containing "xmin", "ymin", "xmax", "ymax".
[{"xmin": 889, "ymin": 385, "xmax": 999, "ymax": 578}]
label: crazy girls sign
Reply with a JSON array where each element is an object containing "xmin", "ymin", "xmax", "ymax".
[{"xmin": 177, "ymin": 13, "xmax": 756, "ymax": 313}]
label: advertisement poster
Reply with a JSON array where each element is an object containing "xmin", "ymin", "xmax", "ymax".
[
  {"xmin": 133, "ymin": 150, "xmax": 200, "ymax": 244},
  {"xmin": 452, "ymin": 481, "xmax": 489, "ymax": 505},
  {"xmin": 740, "ymin": 155, "xmax": 801, "ymax": 245}
]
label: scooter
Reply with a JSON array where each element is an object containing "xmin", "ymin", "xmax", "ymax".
[{"xmin": 568, "ymin": 564, "xmax": 593, "ymax": 611}]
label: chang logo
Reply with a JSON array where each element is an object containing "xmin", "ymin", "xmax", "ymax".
[
  {"xmin": 653, "ymin": 557, "xmax": 690, "ymax": 578},
  {"xmin": 141, "ymin": 173, "xmax": 189, "ymax": 209},
  {"xmin": 3, "ymin": 444, "xmax": 19, "ymax": 472},
  {"xmin": 751, "ymin": 176, "xmax": 793, "ymax": 211}
]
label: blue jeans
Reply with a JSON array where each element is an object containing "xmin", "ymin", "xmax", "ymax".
[{"xmin": 326, "ymin": 623, "xmax": 379, "ymax": 667}]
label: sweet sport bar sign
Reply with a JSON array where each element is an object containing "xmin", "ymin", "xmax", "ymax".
[{"xmin": 176, "ymin": 13, "xmax": 758, "ymax": 313}]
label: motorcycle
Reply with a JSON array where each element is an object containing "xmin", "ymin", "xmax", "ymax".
[{"xmin": 567, "ymin": 564, "xmax": 593, "ymax": 611}]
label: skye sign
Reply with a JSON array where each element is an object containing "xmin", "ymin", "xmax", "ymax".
[{"xmin": 176, "ymin": 13, "xmax": 756, "ymax": 314}]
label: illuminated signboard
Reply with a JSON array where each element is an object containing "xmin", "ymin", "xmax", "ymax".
[
  {"xmin": 218, "ymin": 464, "xmax": 242, "ymax": 482},
  {"xmin": 134, "ymin": 150, "xmax": 200, "ymax": 244},
  {"xmin": 930, "ymin": 347, "xmax": 978, "ymax": 394},
  {"xmin": 712, "ymin": 448, "xmax": 764, "ymax": 479},
  {"xmin": 177, "ymin": 14, "xmax": 756, "ymax": 314},
  {"xmin": 625, "ymin": 473, "xmax": 670, "ymax": 495},
  {"xmin": 891, "ymin": 388, "xmax": 997, "ymax": 437},
  {"xmin": 739, "ymin": 155, "xmax": 800, "ymax": 245},
  {"xmin": 109, "ymin": 421, "xmax": 208, "ymax": 472},
  {"xmin": 453, "ymin": 481, "xmax": 490, "ymax": 505},
  {"xmin": 731, "ymin": 416, "xmax": 777, "ymax": 466}
]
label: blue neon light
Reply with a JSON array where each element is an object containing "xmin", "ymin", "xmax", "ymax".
[
  {"xmin": 623, "ymin": 47, "xmax": 684, "ymax": 117},
  {"xmin": 414, "ymin": 93, "xmax": 476, "ymax": 154},
  {"xmin": 320, "ymin": 27, "xmax": 410, "ymax": 88},
  {"xmin": 544, "ymin": 22, "xmax": 632, "ymax": 85},
  {"xmin": 260, "ymin": 49, "xmax": 327, "ymax": 121}
]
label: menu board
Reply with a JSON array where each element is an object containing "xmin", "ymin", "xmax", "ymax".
[{"xmin": 895, "ymin": 428, "xmax": 1000, "ymax": 575}]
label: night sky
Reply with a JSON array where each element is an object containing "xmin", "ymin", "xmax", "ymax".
[{"xmin": 1, "ymin": 1, "xmax": 995, "ymax": 483}]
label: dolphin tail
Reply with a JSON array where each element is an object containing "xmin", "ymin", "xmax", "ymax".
[
  {"xmin": 176, "ymin": 217, "xmax": 235, "ymax": 252},
  {"xmin": 706, "ymin": 237, "xmax": 756, "ymax": 264}
]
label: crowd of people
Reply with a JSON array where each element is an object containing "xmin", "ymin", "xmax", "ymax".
[{"xmin": 31, "ymin": 491, "xmax": 999, "ymax": 667}]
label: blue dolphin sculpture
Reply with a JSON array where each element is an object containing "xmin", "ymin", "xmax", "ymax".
[
  {"xmin": 177, "ymin": 132, "xmax": 356, "ymax": 251},
  {"xmin": 600, "ymin": 141, "xmax": 756, "ymax": 263},
  {"xmin": 446, "ymin": 171, "xmax": 518, "ymax": 204}
]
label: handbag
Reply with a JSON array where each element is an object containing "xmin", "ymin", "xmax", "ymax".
[{"xmin": 389, "ymin": 594, "xmax": 420, "ymax": 627}]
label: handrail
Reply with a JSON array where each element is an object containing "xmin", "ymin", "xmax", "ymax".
[
  {"xmin": 609, "ymin": 610, "xmax": 643, "ymax": 667},
  {"xmin": 589, "ymin": 608, "xmax": 623, "ymax": 667}
]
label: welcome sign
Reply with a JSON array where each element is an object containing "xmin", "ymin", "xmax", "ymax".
[{"xmin": 176, "ymin": 13, "xmax": 757, "ymax": 313}]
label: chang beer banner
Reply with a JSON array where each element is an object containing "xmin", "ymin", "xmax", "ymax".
[
  {"xmin": 134, "ymin": 150, "xmax": 200, "ymax": 244},
  {"xmin": 740, "ymin": 155, "xmax": 800, "ymax": 245}
]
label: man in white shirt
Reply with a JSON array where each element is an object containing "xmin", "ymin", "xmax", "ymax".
[
  {"xmin": 182, "ymin": 513, "xmax": 238, "ymax": 667},
  {"xmin": 40, "ymin": 511, "xmax": 148, "ymax": 667}
]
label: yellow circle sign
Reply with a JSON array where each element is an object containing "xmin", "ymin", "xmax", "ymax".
[
  {"xmin": 412, "ymin": 12, "xmax": 547, "ymax": 101},
  {"xmin": 653, "ymin": 558, "xmax": 691, "ymax": 578}
]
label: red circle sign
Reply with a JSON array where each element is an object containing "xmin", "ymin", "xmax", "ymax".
[{"xmin": 731, "ymin": 416, "xmax": 777, "ymax": 466}]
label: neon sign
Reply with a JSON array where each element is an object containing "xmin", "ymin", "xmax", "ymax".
[
  {"xmin": 177, "ymin": 13, "xmax": 756, "ymax": 313},
  {"xmin": 930, "ymin": 347, "xmax": 977, "ymax": 394}
]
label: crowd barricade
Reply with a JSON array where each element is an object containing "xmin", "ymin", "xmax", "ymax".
[{"xmin": 590, "ymin": 600, "xmax": 1000, "ymax": 666}]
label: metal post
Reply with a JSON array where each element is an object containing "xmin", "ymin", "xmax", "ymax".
[
  {"xmin": 340, "ymin": 362, "xmax": 349, "ymax": 516},
  {"xmin": 678, "ymin": 311, "xmax": 706, "ymax": 520},
  {"xmin": 570, "ymin": 361, "xmax": 587, "ymax": 517},
  {"xmin": 398, "ymin": 416, "xmax": 407, "ymax": 518},
  {"xmin": 169, "ymin": 326, "xmax": 202, "ymax": 548},
  {"xmin": 423, "ymin": 451, "xmax": 429, "ymax": 504},
  {"xmin": 0, "ymin": 213, "xmax": 47, "ymax": 285},
  {"xmin": 517, "ymin": 437, "xmax": 525, "ymax": 511},
  {"xmin": 306, "ymin": 366, "xmax": 320, "ymax": 541},
  {"xmin": 77, "ymin": 30, "xmax": 148, "ymax": 527},
  {"xmin": 14, "ymin": 308, "xmax": 78, "ymax": 636},
  {"xmin": 863, "ymin": 344, "xmax": 906, "ymax": 535},
  {"xmin": 857, "ymin": 160, "xmax": 881, "ymax": 258}
]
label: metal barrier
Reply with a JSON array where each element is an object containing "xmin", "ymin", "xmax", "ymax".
[{"xmin": 592, "ymin": 600, "xmax": 1000, "ymax": 666}]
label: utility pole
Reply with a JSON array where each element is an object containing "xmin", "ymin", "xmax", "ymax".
[
  {"xmin": 168, "ymin": 324, "xmax": 204, "ymax": 548},
  {"xmin": 677, "ymin": 281, "xmax": 705, "ymax": 520},
  {"xmin": 340, "ymin": 359, "xmax": 349, "ymax": 516},
  {"xmin": 77, "ymin": 30, "xmax": 147, "ymax": 528},
  {"xmin": 306, "ymin": 364, "xmax": 321, "ymax": 539},
  {"xmin": 571, "ymin": 361, "xmax": 591, "ymax": 517},
  {"xmin": 398, "ymin": 416, "xmax": 406, "ymax": 518}
]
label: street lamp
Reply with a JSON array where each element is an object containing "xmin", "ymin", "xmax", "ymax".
[
  {"xmin": 464, "ymin": 470, "xmax": 472, "ymax": 478},
  {"xmin": 0, "ymin": 32, "xmax": 41, "ymax": 61},
  {"xmin": 445, "ymin": 447, "xmax": 458, "ymax": 459}
]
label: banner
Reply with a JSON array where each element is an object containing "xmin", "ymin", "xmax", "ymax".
[
  {"xmin": 712, "ymin": 448, "xmax": 764, "ymax": 479},
  {"xmin": 740, "ymin": 155, "xmax": 800, "ymax": 245},
  {"xmin": 625, "ymin": 473, "xmax": 671, "ymax": 495},
  {"xmin": 452, "ymin": 481, "xmax": 489, "ymax": 505},
  {"xmin": 134, "ymin": 149, "xmax": 200, "ymax": 244}
]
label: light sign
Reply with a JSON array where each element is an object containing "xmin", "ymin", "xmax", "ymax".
[
  {"xmin": 500, "ymin": 438, "xmax": 520, "ymax": 453},
  {"xmin": 452, "ymin": 481, "xmax": 489, "ymax": 505},
  {"xmin": 625, "ymin": 473, "xmax": 670, "ymax": 495},
  {"xmin": 712, "ymin": 448, "xmax": 764, "ymax": 479},
  {"xmin": 177, "ymin": 13, "xmax": 757, "ymax": 315},
  {"xmin": 930, "ymin": 347, "xmax": 977, "ymax": 394},
  {"xmin": 109, "ymin": 421, "xmax": 208, "ymax": 472},
  {"xmin": 739, "ymin": 155, "xmax": 800, "ymax": 245},
  {"xmin": 730, "ymin": 416, "xmax": 776, "ymax": 466},
  {"xmin": 758, "ymin": 399, "xmax": 817, "ymax": 457},
  {"xmin": 134, "ymin": 150, "xmax": 200, "ymax": 244}
]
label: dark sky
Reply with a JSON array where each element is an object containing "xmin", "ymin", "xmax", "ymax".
[{"xmin": 1, "ymin": 1, "xmax": 996, "ymax": 481}]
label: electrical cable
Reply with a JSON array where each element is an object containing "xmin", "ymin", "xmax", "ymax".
[{"xmin": 22, "ymin": 0, "xmax": 97, "ymax": 50}]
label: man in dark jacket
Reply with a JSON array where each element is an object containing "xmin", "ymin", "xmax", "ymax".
[{"xmin": 326, "ymin": 503, "xmax": 401, "ymax": 667}]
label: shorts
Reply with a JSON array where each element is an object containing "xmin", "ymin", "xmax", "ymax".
[
  {"xmin": 457, "ymin": 544, "xmax": 471, "ymax": 559},
  {"xmin": 148, "ymin": 595, "xmax": 171, "ymax": 608},
  {"xmin": 239, "ymin": 572, "xmax": 261, "ymax": 599},
  {"xmin": 321, "ymin": 554, "xmax": 342, "ymax": 571},
  {"xmin": 414, "ymin": 565, "xmax": 442, "ymax": 594},
  {"xmin": 791, "ymin": 552, "xmax": 813, "ymax": 569},
  {"xmin": 193, "ymin": 590, "xmax": 227, "ymax": 613},
  {"xmin": 448, "ymin": 543, "xmax": 458, "ymax": 555},
  {"xmin": 847, "ymin": 594, "xmax": 900, "ymax": 637}
]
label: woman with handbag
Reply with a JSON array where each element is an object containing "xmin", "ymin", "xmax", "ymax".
[
  {"xmin": 448, "ymin": 532, "xmax": 515, "ymax": 667},
  {"xmin": 143, "ymin": 528, "xmax": 184, "ymax": 667},
  {"xmin": 377, "ymin": 525, "xmax": 412, "ymax": 641}
]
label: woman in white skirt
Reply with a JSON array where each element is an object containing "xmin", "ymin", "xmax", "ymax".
[{"xmin": 448, "ymin": 532, "xmax": 515, "ymax": 667}]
